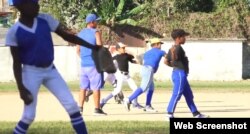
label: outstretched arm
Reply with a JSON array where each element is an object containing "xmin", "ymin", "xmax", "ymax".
[
  {"xmin": 10, "ymin": 47, "xmax": 33, "ymax": 105},
  {"xmin": 55, "ymin": 24, "xmax": 99, "ymax": 49}
]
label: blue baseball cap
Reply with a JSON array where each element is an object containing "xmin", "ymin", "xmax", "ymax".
[
  {"xmin": 86, "ymin": 13, "xmax": 101, "ymax": 23},
  {"xmin": 8, "ymin": 0, "xmax": 39, "ymax": 6}
]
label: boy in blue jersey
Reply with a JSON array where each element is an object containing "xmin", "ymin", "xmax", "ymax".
[
  {"xmin": 5, "ymin": 0, "xmax": 98, "ymax": 134},
  {"xmin": 77, "ymin": 13, "xmax": 106, "ymax": 115},
  {"xmin": 124, "ymin": 38, "xmax": 166, "ymax": 112},
  {"xmin": 165, "ymin": 29, "xmax": 208, "ymax": 119}
]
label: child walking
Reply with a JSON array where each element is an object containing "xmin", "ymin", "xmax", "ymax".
[{"xmin": 165, "ymin": 29, "xmax": 208, "ymax": 119}]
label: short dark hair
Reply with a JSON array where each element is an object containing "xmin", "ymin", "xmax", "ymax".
[{"xmin": 171, "ymin": 29, "xmax": 190, "ymax": 40}]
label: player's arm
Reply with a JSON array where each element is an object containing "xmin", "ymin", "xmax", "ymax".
[
  {"xmin": 128, "ymin": 54, "xmax": 137, "ymax": 64},
  {"xmin": 10, "ymin": 47, "xmax": 33, "ymax": 105},
  {"xmin": 95, "ymin": 31, "xmax": 103, "ymax": 46},
  {"xmin": 55, "ymin": 24, "xmax": 99, "ymax": 50}
]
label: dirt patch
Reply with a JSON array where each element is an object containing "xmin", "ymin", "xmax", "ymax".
[{"xmin": 0, "ymin": 90, "xmax": 249, "ymax": 121}]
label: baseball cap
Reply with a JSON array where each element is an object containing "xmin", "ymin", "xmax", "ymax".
[
  {"xmin": 116, "ymin": 42, "xmax": 127, "ymax": 49},
  {"xmin": 86, "ymin": 13, "xmax": 101, "ymax": 23},
  {"xmin": 150, "ymin": 38, "xmax": 164, "ymax": 44},
  {"xmin": 8, "ymin": 0, "xmax": 39, "ymax": 6},
  {"xmin": 171, "ymin": 29, "xmax": 190, "ymax": 39}
]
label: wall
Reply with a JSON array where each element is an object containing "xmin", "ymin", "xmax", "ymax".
[
  {"xmin": 0, "ymin": 39, "xmax": 245, "ymax": 82},
  {"xmin": 128, "ymin": 39, "xmax": 244, "ymax": 81}
]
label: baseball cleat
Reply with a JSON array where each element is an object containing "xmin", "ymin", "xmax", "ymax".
[
  {"xmin": 124, "ymin": 98, "xmax": 131, "ymax": 111},
  {"xmin": 194, "ymin": 113, "xmax": 209, "ymax": 118},
  {"xmin": 144, "ymin": 105, "xmax": 158, "ymax": 112}
]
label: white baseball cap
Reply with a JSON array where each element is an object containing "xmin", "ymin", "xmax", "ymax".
[{"xmin": 116, "ymin": 42, "xmax": 127, "ymax": 49}]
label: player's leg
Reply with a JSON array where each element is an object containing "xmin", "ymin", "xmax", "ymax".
[
  {"xmin": 124, "ymin": 66, "xmax": 153, "ymax": 111},
  {"xmin": 183, "ymin": 79, "xmax": 208, "ymax": 118},
  {"xmin": 109, "ymin": 74, "xmax": 117, "ymax": 88},
  {"xmin": 101, "ymin": 72, "xmax": 123, "ymax": 108},
  {"xmin": 104, "ymin": 73, "xmax": 120, "ymax": 103},
  {"xmin": 44, "ymin": 67, "xmax": 87, "ymax": 134},
  {"xmin": 144, "ymin": 82, "xmax": 157, "ymax": 112},
  {"xmin": 126, "ymin": 75, "xmax": 143, "ymax": 109},
  {"xmin": 79, "ymin": 67, "xmax": 90, "ymax": 113},
  {"xmin": 167, "ymin": 70, "xmax": 185, "ymax": 117},
  {"xmin": 79, "ymin": 89, "xmax": 86, "ymax": 113},
  {"xmin": 88, "ymin": 67, "xmax": 106, "ymax": 115},
  {"xmin": 13, "ymin": 65, "xmax": 43, "ymax": 134}
]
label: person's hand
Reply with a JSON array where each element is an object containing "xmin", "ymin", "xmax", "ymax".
[{"xmin": 19, "ymin": 86, "xmax": 33, "ymax": 105}]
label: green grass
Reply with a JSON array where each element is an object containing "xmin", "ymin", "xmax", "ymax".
[
  {"xmin": 1, "ymin": 80, "xmax": 250, "ymax": 93},
  {"xmin": 0, "ymin": 121, "xmax": 169, "ymax": 134}
]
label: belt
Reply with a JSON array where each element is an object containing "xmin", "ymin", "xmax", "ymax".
[
  {"xmin": 121, "ymin": 71, "xmax": 129, "ymax": 75},
  {"xmin": 35, "ymin": 63, "xmax": 53, "ymax": 68}
]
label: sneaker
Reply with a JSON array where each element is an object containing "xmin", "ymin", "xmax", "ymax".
[
  {"xmin": 144, "ymin": 105, "xmax": 158, "ymax": 112},
  {"xmin": 165, "ymin": 113, "xmax": 174, "ymax": 121},
  {"xmin": 132, "ymin": 103, "xmax": 144, "ymax": 109},
  {"xmin": 94, "ymin": 108, "xmax": 107, "ymax": 116},
  {"xmin": 123, "ymin": 98, "xmax": 131, "ymax": 111},
  {"xmin": 100, "ymin": 99, "xmax": 106, "ymax": 109},
  {"xmin": 194, "ymin": 113, "xmax": 209, "ymax": 118}
]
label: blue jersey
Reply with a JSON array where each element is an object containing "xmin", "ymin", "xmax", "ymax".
[
  {"xmin": 143, "ymin": 48, "xmax": 166, "ymax": 73},
  {"xmin": 5, "ymin": 13, "xmax": 59, "ymax": 67},
  {"xmin": 77, "ymin": 28, "xmax": 97, "ymax": 67}
]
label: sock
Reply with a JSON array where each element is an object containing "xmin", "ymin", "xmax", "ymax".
[
  {"xmin": 13, "ymin": 121, "xmax": 30, "ymax": 134},
  {"xmin": 146, "ymin": 89, "xmax": 154, "ymax": 106},
  {"xmin": 103, "ymin": 94, "xmax": 113, "ymax": 103},
  {"xmin": 70, "ymin": 112, "xmax": 88, "ymax": 134},
  {"xmin": 128, "ymin": 88, "xmax": 143, "ymax": 102}
]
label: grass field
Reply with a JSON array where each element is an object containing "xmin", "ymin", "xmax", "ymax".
[
  {"xmin": 0, "ymin": 121, "xmax": 168, "ymax": 134},
  {"xmin": 1, "ymin": 80, "xmax": 250, "ymax": 92}
]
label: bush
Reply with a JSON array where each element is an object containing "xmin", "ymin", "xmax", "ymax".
[{"xmin": 174, "ymin": 0, "xmax": 214, "ymax": 13}]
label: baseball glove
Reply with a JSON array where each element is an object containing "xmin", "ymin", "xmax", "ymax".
[{"xmin": 92, "ymin": 46, "xmax": 117, "ymax": 74}]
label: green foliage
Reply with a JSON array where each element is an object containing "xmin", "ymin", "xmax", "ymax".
[
  {"xmin": 40, "ymin": 0, "xmax": 93, "ymax": 29},
  {"xmin": 39, "ymin": 0, "xmax": 250, "ymax": 40},
  {"xmin": 174, "ymin": 0, "xmax": 214, "ymax": 13}
]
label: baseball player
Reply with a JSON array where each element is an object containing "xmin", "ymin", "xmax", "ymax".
[
  {"xmin": 103, "ymin": 46, "xmax": 124, "ymax": 104},
  {"xmin": 100, "ymin": 42, "xmax": 143, "ymax": 109},
  {"xmin": 165, "ymin": 29, "xmax": 208, "ymax": 119},
  {"xmin": 124, "ymin": 38, "xmax": 166, "ymax": 112},
  {"xmin": 5, "ymin": 0, "xmax": 98, "ymax": 133}
]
